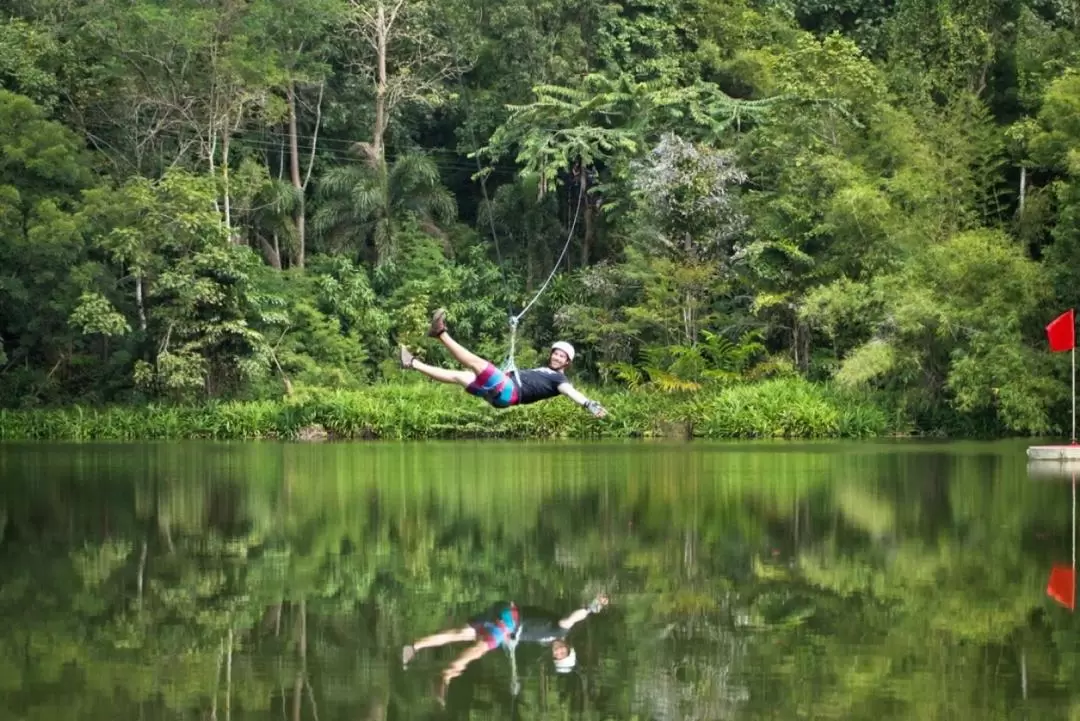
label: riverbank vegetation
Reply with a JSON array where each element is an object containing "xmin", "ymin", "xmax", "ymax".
[
  {"xmin": 2, "ymin": 0, "xmax": 1079, "ymax": 438},
  {"xmin": 0, "ymin": 378, "xmax": 894, "ymax": 440}
]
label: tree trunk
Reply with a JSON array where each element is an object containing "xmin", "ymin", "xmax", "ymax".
[
  {"xmin": 792, "ymin": 316, "xmax": 810, "ymax": 372},
  {"xmin": 222, "ymin": 127, "xmax": 234, "ymax": 241},
  {"xmin": 683, "ymin": 528, "xmax": 697, "ymax": 576},
  {"xmin": 135, "ymin": 275, "xmax": 147, "ymax": 332},
  {"xmin": 684, "ymin": 290, "xmax": 695, "ymax": 345},
  {"xmin": 581, "ymin": 166, "xmax": 592, "ymax": 267},
  {"xmin": 292, "ymin": 599, "xmax": 307, "ymax": 721},
  {"xmin": 287, "ymin": 83, "xmax": 306, "ymax": 268},
  {"xmin": 1019, "ymin": 165, "xmax": 1027, "ymax": 214},
  {"xmin": 225, "ymin": 628, "xmax": 233, "ymax": 721},
  {"xmin": 136, "ymin": 539, "xmax": 147, "ymax": 607},
  {"xmin": 208, "ymin": 129, "xmax": 221, "ymax": 216},
  {"xmin": 373, "ymin": 3, "xmax": 388, "ymax": 164},
  {"xmin": 211, "ymin": 639, "xmax": 223, "ymax": 721},
  {"xmin": 583, "ymin": 196, "xmax": 593, "ymax": 268},
  {"xmin": 261, "ymin": 234, "xmax": 282, "ymax": 270},
  {"xmin": 801, "ymin": 321, "xmax": 811, "ymax": 372},
  {"xmin": 792, "ymin": 319, "xmax": 800, "ymax": 369}
]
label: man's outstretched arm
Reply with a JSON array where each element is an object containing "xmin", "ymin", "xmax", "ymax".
[
  {"xmin": 558, "ymin": 593, "xmax": 609, "ymax": 629},
  {"xmin": 558, "ymin": 383, "xmax": 608, "ymax": 417}
]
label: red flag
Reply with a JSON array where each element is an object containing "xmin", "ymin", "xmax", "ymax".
[
  {"xmin": 1047, "ymin": 564, "xmax": 1075, "ymax": 610},
  {"xmin": 1046, "ymin": 309, "xmax": 1075, "ymax": 352}
]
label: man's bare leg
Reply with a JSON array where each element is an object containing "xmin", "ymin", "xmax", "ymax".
[
  {"xmin": 437, "ymin": 331, "xmax": 491, "ymax": 374},
  {"xmin": 402, "ymin": 626, "xmax": 477, "ymax": 665},
  {"xmin": 400, "ymin": 345, "xmax": 476, "ymax": 387},
  {"xmin": 428, "ymin": 309, "xmax": 491, "ymax": 374},
  {"xmin": 437, "ymin": 641, "xmax": 491, "ymax": 704},
  {"xmin": 411, "ymin": 359, "xmax": 475, "ymax": 387}
]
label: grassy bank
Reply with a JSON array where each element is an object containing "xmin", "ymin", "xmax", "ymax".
[{"xmin": 0, "ymin": 378, "xmax": 898, "ymax": 441}]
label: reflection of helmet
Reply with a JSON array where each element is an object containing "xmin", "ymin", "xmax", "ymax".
[
  {"xmin": 553, "ymin": 646, "xmax": 577, "ymax": 673},
  {"xmin": 551, "ymin": 341, "xmax": 575, "ymax": 362}
]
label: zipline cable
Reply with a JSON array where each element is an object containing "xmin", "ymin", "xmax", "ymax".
[{"xmin": 462, "ymin": 94, "xmax": 587, "ymax": 375}]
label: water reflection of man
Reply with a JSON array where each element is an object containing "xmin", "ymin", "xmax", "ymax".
[{"xmin": 401, "ymin": 593, "xmax": 609, "ymax": 701}]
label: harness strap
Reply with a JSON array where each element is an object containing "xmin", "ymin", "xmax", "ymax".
[
  {"xmin": 504, "ymin": 621, "xmax": 523, "ymax": 696},
  {"xmin": 500, "ymin": 314, "xmax": 520, "ymax": 379}
]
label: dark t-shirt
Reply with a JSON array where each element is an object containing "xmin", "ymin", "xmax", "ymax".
[
  {"xmin": 514, "ymin": 606, "xmax": 570, "ymax": 644},
  {"xmin": 514, "ymin": 368, "xmax": 569, "ymax": 404}
]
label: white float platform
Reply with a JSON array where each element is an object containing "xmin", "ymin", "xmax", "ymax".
[
  {"xmin": 1028, "ymin": 461, "xmax": 1080, "ymax": 481},
  {"xmin": 1027, "ymin": 445, "xmax": 1080, "ymax": 461},
  {"xmin": 1027, "ymin": 445, "xmax": 1080, "ymax": 480}
]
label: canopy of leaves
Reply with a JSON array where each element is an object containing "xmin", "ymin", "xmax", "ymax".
[{"xmin": 0, "ymin": 0, "xmax": 1078, "ymax": 434}]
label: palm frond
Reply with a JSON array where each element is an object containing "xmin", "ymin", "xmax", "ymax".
[
  {"xmin": 349, "ymin": 184, "xmax": 385, "ymax": 221},
  {"xmin": 389, "ymin": 153, "xmax": 442, "ymax": 189},
  {"xmin": 311, "ymin": 202, "xmax": 369, "ymax": 240},
  {"xmin": 372, "ymin": 219, "xmax": 394, "ymax": 264},
  {"xmin": 318, "ymin": 165, "xmax": 373, "ymax": 197},
  {"xmin": 258, "ymin": 178, "xmax": 303, "ymax": 215},
  {"xmin": 427, "ymin": 187, "xmax": 457, "ymax": 224}
]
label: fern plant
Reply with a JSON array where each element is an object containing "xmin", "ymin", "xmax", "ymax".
[{"xmin": 608, "ymin": 329, "xmax": 768, "ymax": 394}]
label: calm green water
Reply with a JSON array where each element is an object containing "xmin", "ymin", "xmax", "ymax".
[{"xmin": 1, "ymin": 439, "xmax": 1078, "ymax": 720}]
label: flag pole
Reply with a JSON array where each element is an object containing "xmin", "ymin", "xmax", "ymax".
[{"xmin": 1045, "ymin": 308, "xmax": 1078, "ymax": 443}]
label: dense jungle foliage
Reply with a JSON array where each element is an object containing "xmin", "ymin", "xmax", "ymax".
[{"xmin": 3, "ymin": 0, "xmax": 1080, "ymax": 436}]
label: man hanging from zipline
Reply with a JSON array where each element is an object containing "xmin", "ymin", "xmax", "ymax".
[
  {"xmin": 401, "ymin": 593, "xmax": 609, "ymax": 702},
  {"xmin": 399, "ymin": 308, "xmax": 607, "ymax": 417}
]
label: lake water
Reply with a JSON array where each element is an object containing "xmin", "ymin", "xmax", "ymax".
[{"xmin": 1, "ymin": 439, "xmax": 1078, "ymax": 720}]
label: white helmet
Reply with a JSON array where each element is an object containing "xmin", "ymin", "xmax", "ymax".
[
  {"xmin": 551, "ymin": 341, "xmax": 575, "ymax": 362},
  {"xmin": 553, "ymin": 646, "xmax": 577, "ymax": 673}
]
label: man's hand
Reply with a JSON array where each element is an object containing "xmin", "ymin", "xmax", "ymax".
[
  {"xmin": 584, "ymin": 399, "xmax": 607, "ymax": 418},
  {"xmin": 588, "ymin": 593, "xmax": 609, "ymax": 614}
]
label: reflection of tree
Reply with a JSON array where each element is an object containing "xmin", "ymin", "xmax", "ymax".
[
  {"xmin": 631, "ymin": 617, "xmax": 749, "ymax": 721},
  {"xmin": 1, "ymin": 442, "xmax": 1080, "ymax": 718},
  {"xmin": 734, "ymin": 452, "xmax": 1080, "ymax": 720}
]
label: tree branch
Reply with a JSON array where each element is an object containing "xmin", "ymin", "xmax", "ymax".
[{"xmin": 302, "ymin": 83, "xmax": 324, "ymax": 190}]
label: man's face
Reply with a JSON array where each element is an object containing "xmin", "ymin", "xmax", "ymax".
[
  {"xmin": 548, "ymin": 349, "xmax": 570, "ymax": 370},
  {"xmin": 551, "ymin": 640, "xmax": 570, "ymax": 660}
]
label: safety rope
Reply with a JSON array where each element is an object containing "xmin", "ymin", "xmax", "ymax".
[
  {"xmin": 512, "ymin": 179, "xmax": 585, "ymax": 323},
  {"xmin": 494, "ymin": 181, "xmax": 585, "ymax": 377},
  {"xmin": 502, "ymin": 315, "xmax": 520, "ymax": 376},
  {"xmin": 462, "ymin": 75, "xmax": 588, "ymax": 377},
  {"xmin": 503, "ymin": 622, "xmax": 523, "ymax": 696}
]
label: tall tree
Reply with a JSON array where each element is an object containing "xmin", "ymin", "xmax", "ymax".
[
  {"xmin": 345, "ymin": 0, "xmax": 470, "ymax": 164},
  {"xmin": 0, "ymin": 89, "xmax": 96, "ymax": 403}
]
